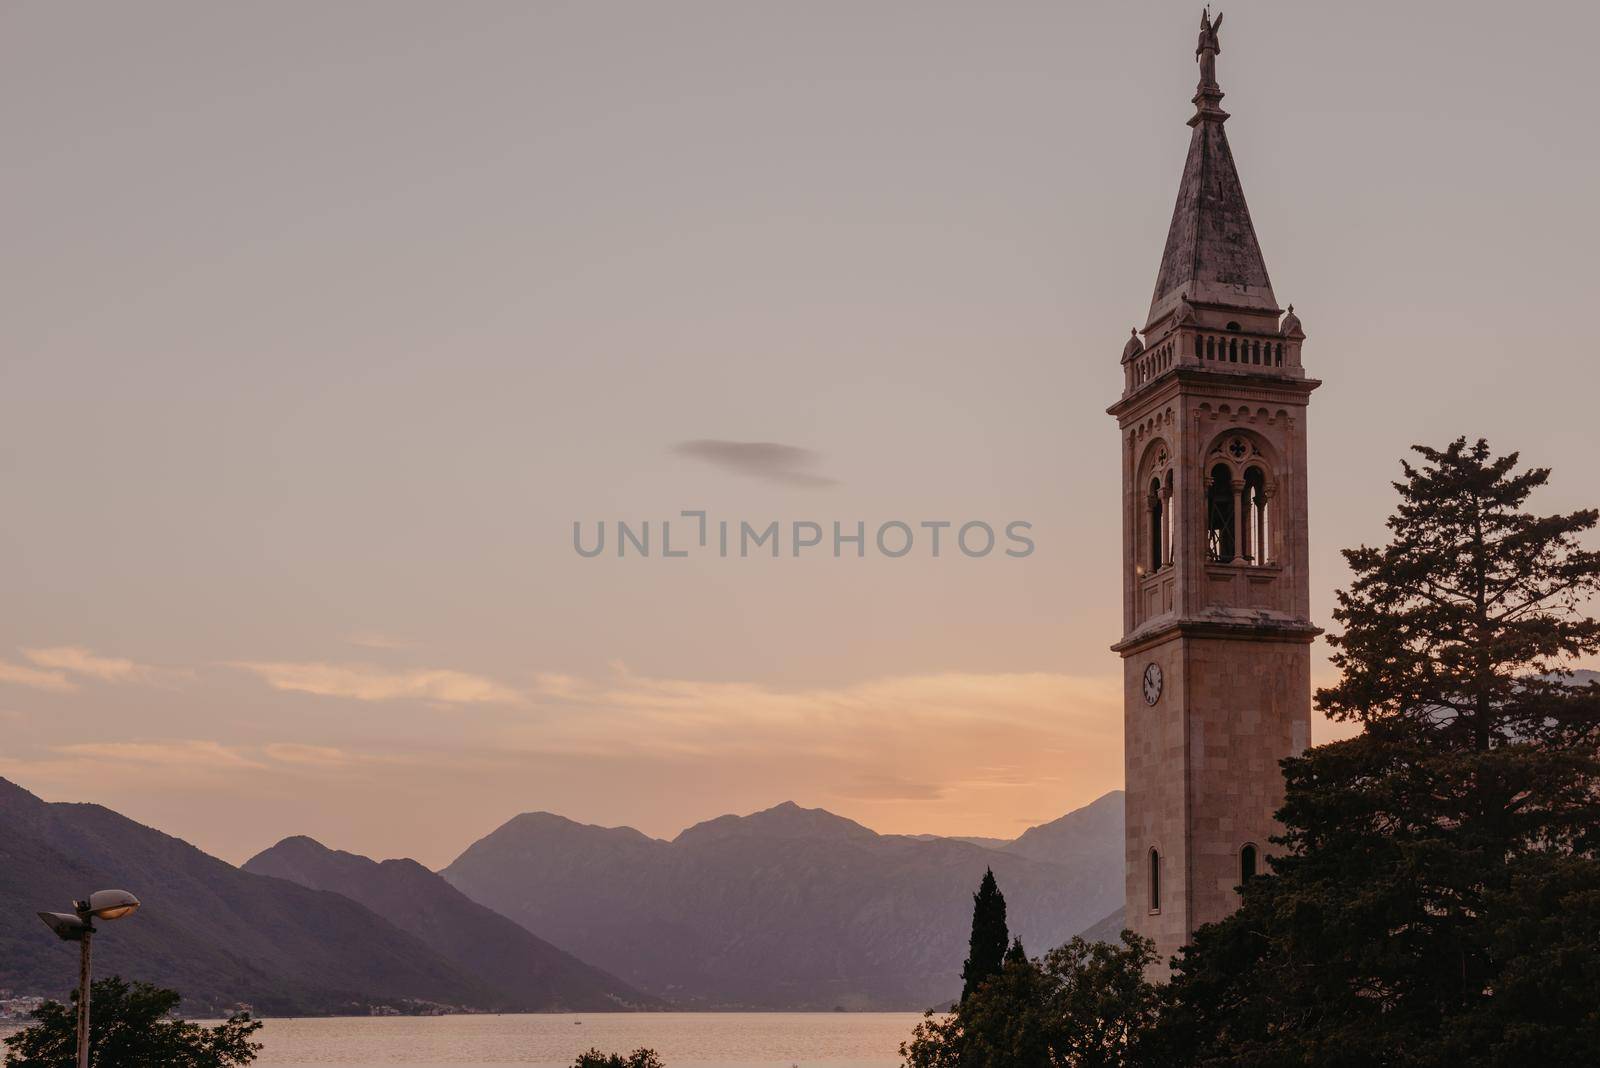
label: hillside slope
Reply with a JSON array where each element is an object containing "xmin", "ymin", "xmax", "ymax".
[
  {"xmin": 244, "ymin": 835, "xmax": 653, "ymax": 1011},
  {"xmin": 0, "ymin": 778, "xmax": 493, "ymax": 1015}
]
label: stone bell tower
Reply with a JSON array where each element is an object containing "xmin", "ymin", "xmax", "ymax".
[{"xmin": 1107, "ymin": 10, "xmax": 1320, "ymax": 971}]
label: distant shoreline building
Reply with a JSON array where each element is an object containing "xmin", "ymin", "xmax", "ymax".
[
  {"xmin": 0, "ymin": 994, "xmax": 45, "ymax": 1021},
  {"xmin": 1108, "ymin": 10, "xmax": 1320, "ymax": 972}
]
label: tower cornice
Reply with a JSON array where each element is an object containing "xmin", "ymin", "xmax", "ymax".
[
  {"xmin": 1111, "ymin": 617, "xmax": 1322, "ymax": 657},
  {"xmin": 1108, "ymin": 368, "xmax": 1321, "ymax": 421}
]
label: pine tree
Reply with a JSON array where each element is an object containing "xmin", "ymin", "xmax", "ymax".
[
  {"xmin": 959, "ymin": 868, "xmax": 1010, "ymax": 1004},
  {"xmin": 1155, "ymin": 438, "xmax": 1600, "ymax": 1065},
  {"xmin": 1319, "ymin": 436, "xmax": 1600, "ymax": 766}
]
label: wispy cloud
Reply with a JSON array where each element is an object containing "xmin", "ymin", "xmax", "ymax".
[
  {"xmin": 3, "ymin": 739, "xmax": 414, "ymax": 789},
  {"xmin": 0, "ymin": 662, "xmax": 1127, "ymax": 861},
  {"xmin": 56, "ymin": 739, "xmax": 267, "ymax": 770},
  {"xmin": 343, "ymin": 631, "xmax": 417, "ymax": 651},
  {"xmin": 514, "ymin": 664, "xmax": 1122, "ymax": 797},
  {"xmin": 832, "ymin": 774, "xmax": 948, "ymax": 802},
  {"xmin": 496, "ymin": 665, "xmax": 1126, "ymax": 836},
  {"xmin": 23, "ymin": 646, "xmax": 181, "ymax": 686},
  {"xmin": 0, "ymin": 660, "xmax": 77, "ymax": 693},
  {"xmin": 526, "ymin": 667, "xmax": 1116, "ymax": 745},
  {"xmin": 672, "ymin": 439, "xmax": 838, "ymax": 487},
  {"xmin": 261, "ymin": 742, "xmax": 412, "ymax": 768},
  {"xmin": 232, "ymin": 661, "xmax": 520, "ymax": 705},
  {"xmin": 262, "ymin": 742, "xmax": 355, "ymax": 767}
]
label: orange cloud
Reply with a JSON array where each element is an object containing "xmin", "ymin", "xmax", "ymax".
[
  {"xmin": 232, "ymin": 660, "xmax": 520, "ymax": 704},
  {"xmin": 56, "ymin": 739, "xmax": 266, "ymax": 770},
  {"xmin": 20, "ymin": 646, "xmax": 188, "ymax": 687},
  {"xmin": 509, "ymin": 666, "xmax": 1125, "ymax": 834},
  {"xmin": 0, "ymin": 659, "xmax": 76, "ymax": 693}
]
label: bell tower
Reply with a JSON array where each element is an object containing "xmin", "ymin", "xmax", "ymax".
[{"xmin": 1108, "ymin": 10, "xmax": 1320, "ymax": 971}]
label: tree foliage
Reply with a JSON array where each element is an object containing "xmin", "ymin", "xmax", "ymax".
[
  {"xmin": 1153, "ymin": 438, "xmax": 1600, "ymax": 1066},
  {"xmin": 960, "ymin": 869, "xmax": 1011, "ymax": 1005},
  {"xmin": 572, "ymin": 1050, "xmax": 664, "ymax": 1068},
  {"xmin": 1319, "ymin": 437, "xmax": 1600, "ymax": 754},
  {"xmin": 903, "ymin": 933, "xmax": 1159, "ymax": 1068},
  {"xmin": 3, "ymin": 977, "xmax": 261, "ymax": 1068}
]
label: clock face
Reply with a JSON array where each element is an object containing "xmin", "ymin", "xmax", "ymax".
[{"xmin": 1142, "ymin": 663, "xmax": 1163, "ymax": 706}]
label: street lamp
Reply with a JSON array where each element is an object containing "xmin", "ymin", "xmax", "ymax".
[{"xmin": 39, "ymin": 889, "xmax": 140, "ymax": 1068}]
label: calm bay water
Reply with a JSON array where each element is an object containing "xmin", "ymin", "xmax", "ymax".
[{"xmin": 246, "ymin": 1013, "xmax": 921, "ymax": 1068}]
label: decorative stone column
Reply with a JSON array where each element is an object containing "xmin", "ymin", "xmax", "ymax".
[
  {"xmin": 1147, "ymin": 489, "xmax": 1162, "ymax": 571},
  {"xmin": 1260, "ymin": 483, "xmax": 1276, "ymax": 565},
  {"xmin": 1163, "ymin": 479, "xmax": 1175, "ymax": 567},
  {"xmin": 1232, "ymin": 478, "xmax": 1247, "ymax": 562}
]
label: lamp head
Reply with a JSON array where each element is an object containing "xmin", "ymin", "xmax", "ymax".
[
  {"xmin": 38, "ymin": 911, "xmax": 91, "ymax": 942},
  {"xmin": 83, "ymin": 889, "xmax": 140, "ymax": 921}
]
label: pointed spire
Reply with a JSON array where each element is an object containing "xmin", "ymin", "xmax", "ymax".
[{"xmin": 1146, "ymin": 10, "xmax": 1277, "ymax": 328}]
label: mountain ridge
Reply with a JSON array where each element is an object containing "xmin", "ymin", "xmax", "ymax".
[
  {"xmin": 2, "ymin": 776, "xmax": 1124, "ymax": 1014},
  {"xmin": 442, "ymin": 791, "xmax": 1124, "ymax": 1010},
  {"xmin": 243, "ymin": 835, "xmax": 654, "ymax": 1011},
  {"xmin": 0, "ymin": 777, "xmax": 495, "ymax": 1015}
]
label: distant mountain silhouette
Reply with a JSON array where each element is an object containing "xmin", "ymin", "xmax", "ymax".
[
  {"xmin": 1, "ymin": 775, "xmax": 1124, "ymax": 1013},
  {"xmin": 0, "ymin": 778, "xmax": 494, "ymax": 1015},
  {"xmin": 1075, "ymin": 908, "xmax": 1127, "ymax": 945},
  {"xmin": 1002, "ymin": 790, "xmax": 1125, "ymax": 866},
  {"xmin": 441, "ymin": 792, "xmax": 1124, "ymax": 1010},
  {"xmin": 243, "ymin": 835, "xmax": 652, "ymax": 1011}
]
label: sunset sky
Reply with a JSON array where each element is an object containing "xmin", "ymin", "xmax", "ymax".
[{"xmin": 3, "ymin": 1, "xmax": 1597, "ymax": 868}]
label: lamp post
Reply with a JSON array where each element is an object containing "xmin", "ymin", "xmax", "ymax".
[{"xmin": 39, "ymin": 889, "xmax": 140, "ymax": 1068}]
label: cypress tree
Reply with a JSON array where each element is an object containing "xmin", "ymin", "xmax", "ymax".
[{"xmin": 960, "ymin": 868, "xmax": 1010, "ymax": 1004}]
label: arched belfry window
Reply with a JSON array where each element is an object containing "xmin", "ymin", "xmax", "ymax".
[
  {"xmin": 1204, "ymin": 435, "xmax": 1274, "ymax": 567},
  {"xmin": 1140, "ymin": 444, "xmax": 1175, "ymax": 577},
  {"xmin": 1206, "ymin": 464, "xmax": 1235, "ymax": 562},
  {"xmin": 1149, "ymin": 847, "xmax": 1161, "ymax": 912},
  {"xmin": 1239, "ymin": 843, "xmax": 1259, "ymax": 885}
]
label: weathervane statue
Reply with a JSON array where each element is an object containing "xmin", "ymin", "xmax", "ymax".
[{"xmin": 1197, "ymin": 8, "xmax": 1223, "ymax": 89}]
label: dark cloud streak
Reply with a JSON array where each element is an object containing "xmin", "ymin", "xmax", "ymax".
[{"xmin": 672, "ymin": 439, "xmax": 838, "ymax": 487}]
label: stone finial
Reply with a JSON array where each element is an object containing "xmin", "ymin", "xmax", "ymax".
[
  {"xmin": 1280, "ymin": 304, "xmax": 1305, "ymax": 338},
  {"xmin": 1174, "ymin": 291, "xmax": 1196, "ymax": 324},
  {"xmin": 1122, "ymin": 328, "xmax": 1146, "ymax": 363}
]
